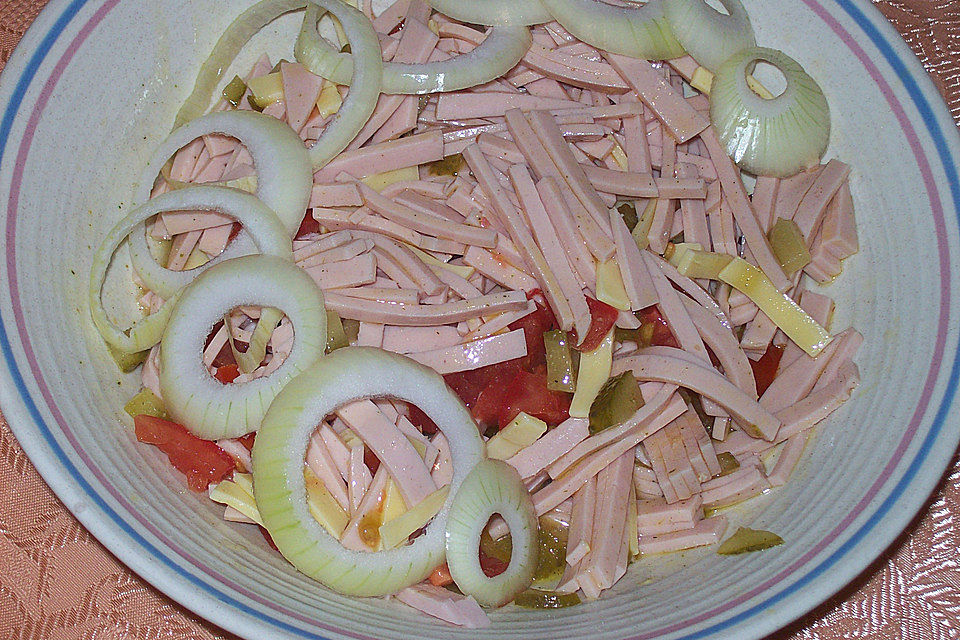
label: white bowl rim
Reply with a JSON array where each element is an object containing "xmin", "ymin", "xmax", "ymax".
[{"xmin": 1, "ymin": 0, "xmax": 959, "ymax": 639}]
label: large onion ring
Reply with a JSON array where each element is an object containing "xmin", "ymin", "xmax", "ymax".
[
  {"xmin": 128, "ymin": 110, "xmax": 312, "ymax": 298},
  {"xmin": 89, "ymin": 186, "xmax": 291, "ymax": 354},
  {"xmin": 174, "ymin": 0, "xmax": 308, "ymax": 128},
  {"xmin": 426, "ymin": 0, "xmax": 552, "ymax": 26},
  {"xmin": 445, "ymin": 459, "xmax": 537, "ymax": 607},
  {"xmin": 710, "ymin": 47, "xmax": 830, "ymax": 177},
  {"xmin": 662, "ymin": 0, "xmax": 755, "ymax": 72},
  {"xmin": 159, "ymin": 255, "xmax": 327, "ymax": 439},
  {"xmin": 540, "ymin": 0, "xmax": 685, "ymax": 61},
  {"xmin": 295, "ymin": 0, "xmax": 382, "ymax": 169},
  {"xmin": 296, "ymin": 21, "xmax": 531, "ymax": 95},
  {"xmin": 252, "ymin": 347, "xmax": 484, "ymax": 596}
]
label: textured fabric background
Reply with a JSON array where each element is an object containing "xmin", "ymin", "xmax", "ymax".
[{"xmin": 1, "ymin": 1, "xmax": 959, "ymax": 638}]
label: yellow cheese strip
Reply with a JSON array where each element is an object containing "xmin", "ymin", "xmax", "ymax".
[
  {"xmin": 247, "ymin": 72, "xmax": 283, "ymax": 109},
  {"xmin": 304, "ymin": 467, "xmax": 350, "ymax": 538},
  {"xmin": 596, "ymin": 258, "xmax": 632, "ymax": 311},
  {"xmin": 718, "ymin": 258, "xmax": 832, "ymax": 357},
  {"xmin": 361, "ymin": 165, "xmax": 420, "ymax": 192},
  {"xmin": 569, "ymin": 329, "xmax": 614, "ymax": 418},
  {"xmin": 316, "ymin": 79, "xmax": 343, "ymax": 118},
  {"xmin": 379, "ymin": 486, "xmax": 450, "ymax": 550},
  {"xmin": 487, "ymin": 412, "xmax": 549, "ymax": 460},
  {"xmin": 408, "ymin": 244, "xmax": 476, "ymax": 279},
  {"xmin": 209, "ymin": 476, "xmax": 263, "ymax": 526}
]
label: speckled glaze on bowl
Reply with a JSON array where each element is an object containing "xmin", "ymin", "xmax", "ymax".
[{"xmin": 0, "ymin": 1, "xmax": 958, "ymax": 639}]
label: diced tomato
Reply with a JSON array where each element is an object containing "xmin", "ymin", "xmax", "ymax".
[
  {"xmin": 238, "ymin": 432, "xmax": 256, "ymax": 452},
  {"xmin": 474, "ymin": 368, "xmax": 570, "ymax": 429},
  {"xmin": 428, "ymin": 563, "xmax": 454, "ymax": 587},
  {"xmin": 134, "ymin": 415, "xmax": 234, "ymax": 492},
  {"xmin": 405, "ymin": 402, "xmax": 439, "ymax": 436},
  {"xmin": 227, "ymin": 222, "xmax": 242, "ymax": 244},
  {"xmin": 750, "ymin": 344, "xmax": 784, "ymax": 396},
  {"xmin": 295, "ymin": 212, "xmax": 320, "ymax": 238},
  {"xmin": 637, "ymin": 305, "xmax": 680, "ymax": 348},
  {"xmin": 508, "ymin": 302, "xmax": 557, "ymax": 370},
  {"xmin": 575, "ymin": 297, "xmax": 619, "ymax": 352},
  {"xmin": 479, "ymin": 549, "xmax": 509, "ymax": 578},
  {"xmin": 468, "ymin": 361, "xmax": 523, "ymax": 427},
  {"xmin": 363, "ymin": 447, "xmax": 381, "ymax": 475},
  {"xmin": 444, "ymin": 360, "xmax": 521, "ymax": 410},
  {"xmin": 214, "ymin": 363, "xmax": 240, "ymax": 384},
  {"xmin": 259, "ymin": 525, "xmax": 279, "ymax": 552}
]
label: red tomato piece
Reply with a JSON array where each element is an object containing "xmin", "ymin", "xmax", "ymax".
[
  {"xmin": 134, "ymin": 415, "xmax": 234, "ymax": 492},
  {"xmin": 750, "ymin": 344, "xmax": 784, "ymax": 396},
  {"xmin": 499, "ymin": 369, "xmax": 571, "ymax": 428},
  {"xmin": 469, "ymin": 361, "xmax": 523, "ymax": 428},
  {"xmin": 238, "ymin": 432, "xmax": 256, "ymax": 452},
  {"xmin": 479, "ymin": 549, "xmax": 509, "ymax": 578},
  {"xmin": 405, "ymin": 402, "xmax": 439, "ymax": 436},
  {"xmin": 428, "ymin": 563, "xmax": 454, "ymax": 587},
  {"xmin": 508, "ymin": 303, "xmax": 557, "ymax": 370},
  {"xmin": 637, "ymin": 305, "xmax": 681, "ymax": 348},
  {"xmin": 214, "ymin": 363, "xmax": 240, "ymax": 384},
  {"xmin": 295, "ymin": 212, "xmax": 320, "ymax": 238},
  {"xmin": 259, "ymin": 525, "xmax": 279, "ymax": 551},
  {"xmin": 363, "ymin": 447, "xmax": 381, "ymax": 475},
  {"xmin": 575, "ymin": 297, "xmax": 619, "ymax": 352}
]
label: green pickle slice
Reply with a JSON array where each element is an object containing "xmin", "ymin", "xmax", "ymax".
[
  {"xmin": 589, "ymin": 371, "xmax": 644, "ymax": 434},
  {"xmin": 717, "ymin": 527, "xmax": 784, "ymax": 555},
  {"xmin": 544, "ymin": 329, "xmax": 577, "ymax": 393}
]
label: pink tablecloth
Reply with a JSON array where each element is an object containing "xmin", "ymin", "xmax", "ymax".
[{"xmin": 1, "ymin": 1, "xmax": 959, "ymax": 637}]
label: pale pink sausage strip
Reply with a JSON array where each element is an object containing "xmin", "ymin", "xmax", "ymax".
[
  {"xmin": 506, "ymin": 416, "xmax": 590, "ymax": 479},
  {"xmin": 681, "ymin": 296, "xmax": 757, "ymax": 398},
  {"xmin": 793, "ymin": 159, "xmax": 851, "ymax": 241},
  {"xmin": 636, "ymin": 515, "xmax": 728, "ymax": 555},
  {"xmin": 310, "ymin": 182, "xmax": 363, "ymax": 208},
  {"xmin": 315, "ymin": 131, "xmax": 444, "ymax": 181},
  {"xmin": 463, "ymin": 246, "xmax": 538, "ymax": 292},
  {"xmin": 406, "ymin": 329, "xmax": 528, "ymax": 374},
  {"xmin": 759, "ymin": 329, "xmax": 849, "ymax": 414},
  {"xmin": 435, "ymin": 92, "xmax": 582, "ymax": 120},
  {"xmin": 292, "ymin": 231, "xmax": 353, "ymax": 262},
  {"xmin": 280, "ymin": 62, "xmax": 324, "ymax": 134},
  {"xmin": 395, "ymin": 584, "xmax": 490, "ymax": 629},
  {"xmin": 521, "ymin": 44, "xmax": 629, "ymax": 92},
  {"xmin": 324, "ymin": 290, "xmax": 530, "ymax": 325},
  {"xmin": 306, "ymin": 432, "xmax": 351, "ymax": 511},
  {"xmin": 381, "ymin": 325, "xmax": 463, "ymax": 354},
  {"xmin": 548, "ymin": 386, "xmax": 682, "ymax": 479},
  {"xmin": 366, "ymin": 233, "xmax": 446, "ymax": 296},
  {"xmin": 700, "ymin": 127, "xmax": 791, "ymax": 291},
  {"xmin": 511, "ymin": 164, "xmax": 591, "ymax": 339},
  {"xmin": 505, "ymin": 109, "xmax": 614, "ymax": 262},
  {"xmin": 820, "ymin": 181, "xmax": 858, "ymax": 260},
  {"xmin": 677, "ymin": 163, "xmax": 711, "ymax": 249},
  {"xmin": 604, "ymin": 53, "xmax": 709, "ymax": 143},
  {"xmin": 768, "ymin": 432, "xmax": 810, "ymax": 487},
  {"xmin": 313, "ymin": 207, "xmax": 465, "ymax": 254},
  {"xmin": 296, "ymin": 239, "xmax": 373, "ymax": 269},
  {"xmin": 636, "ymin": 495, "xmax": 702, "ymax": 536},
  {"xmin": 613, "ymin": 350, "xmax": 781, "ymax": 440},
  {"xmin": 527, "ymin": 109, "xmax": 615, "ymax": 239},
  {"xmin": 565, "ymin": 475, "xmax": 597, "ymax": 565},
  {"xmin": 581, "ymin": 449, "xmax": 634, "ymax": 592},
  {"xmin": 303, "ymin": 253, "xmax": 377, "ymax": 290},
  {"xmin": 776, "ymin": 361, "xmax": 860, "ymax": 441},
  {"xmin": 336, "ymin": 400, "xmax": 435, "ymax": 508}
]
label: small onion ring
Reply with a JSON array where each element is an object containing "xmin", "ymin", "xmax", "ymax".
[
  {"xmin": 540, "ymin": 0, "xmax": 685, "ymax": 61},
  {"xmin": 252, "ymin": 347, "xmax": 484, "ymax": 597},
  {"xmin": 296, "ymin": 21, "xmax": 532, "ymax": 95},
  {"xmin": 295, "ymin": 0, "xmax": 382, "ymax": 170},
  {"xmin": 710, "ymin": 47, "xmax": 830, "ymax": 177},
  {"xmin": 159, "ymin": 254, "xmax": 327, "ymax": 439},
  {"xmin": 173, "ymin": 0, "xmax": 308, "ymax": 128},
  {"xmin": 445, "ymin": 459, "xmax": 537, "ymax": 607},
  {"xmin": 129, "ymin": 110, "xmax": 312, "ymax": 298},
  {"xmin": 89, "ymin": 186, "xmax": 291, "ymax": 354},
  {"xmin": 426, "ymin": 0, "xmax": 552, "ymax": 26},
  {"xmin": 662, "ymin": 0, "xmax": 755, "ymax": 72}
]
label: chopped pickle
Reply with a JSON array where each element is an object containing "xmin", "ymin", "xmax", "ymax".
[
  {"xmin": 325, "ymin": 310, "xmax": 349, "ymax": 352},
  {"xmin": 246, "ymin": 95, "xmax": 264, "ymax": 112},
  {"xmin": 544, "ymin": 329, "xmax": 577, "ymax": 393},
  {"xmin": 717, "ymin": 527, "xmax": 784, "ymax": 555},
  {"xmin": 514, "ymin": 590, "xmax": 581, "ymax": 609},
  {"xmin": 631, "ymin": 199, "xmax": 658, "ymax": 250},
  {"xmin": 247, "ymin": 72, "xmax": 283, "ymax": 109},
  {"xmin": 716, "ymin": 452, "xmax": 740, "ymax": 477},
  {"xmin": 340, "ymin": 43, "xmax": 352, "ymax": 54},
  {"xmin": 123, "ymin": 388, "xmax": 166, "ymax": 419},
  {"xmin": 768, "ymin": 217, "xmax": 812, "ymax": 278},
  {"xmin": 221, "ymin": 75, "xmax": 247, "ymax": 107},
  {"xmin": 589, "ymin": 371, "xmax": 644, "ymax": 434},
  {"xmin": 481, "ymin": 516, "xmax": 569, "ymax": 586},
  {"xmin": 677, "ymin": 388, "xmax": 710, "ymax": 428},
  {"xmin": 341, "ymin": 318, "xmax": 360, "ymax": 345},
  {"xmin": 617, "ymin": 202, "xmax": 638, "ymax": 231},
  {"xmin": 425, "ymin": 153, "xmax": 465, "ymax": 177},
  {"xmin": 108, "ymin": 344, "xmax": 149, "ymax": 373}
]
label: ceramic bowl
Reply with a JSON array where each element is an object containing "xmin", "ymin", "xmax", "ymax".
[{"xmin": 1, "ymin": 1, "xmax": 958, "ymax": 638}]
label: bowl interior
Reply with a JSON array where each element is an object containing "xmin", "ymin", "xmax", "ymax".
[{"xmin": 1, "ymin": 1, "xmax": 958, "ymax": 639}]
